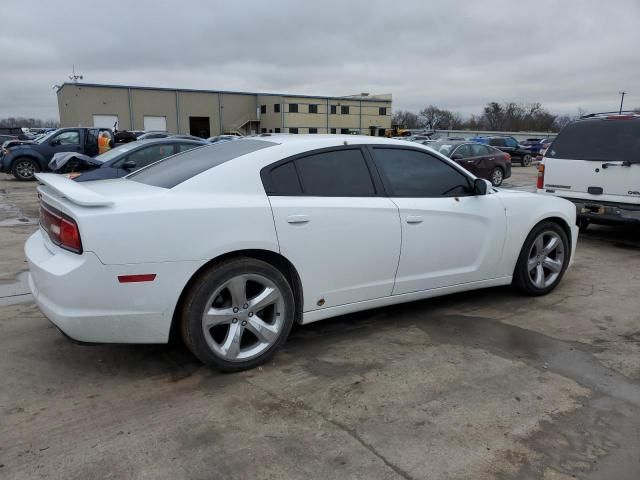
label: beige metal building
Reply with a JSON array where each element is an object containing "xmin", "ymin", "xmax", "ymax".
[{"xmin": 57, "ymin": 83, "xmax": 392, "ymax": 137}]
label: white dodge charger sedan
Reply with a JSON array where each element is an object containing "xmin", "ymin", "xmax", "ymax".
[{"xmin": 26, "ymin": 135, "xmax": 577, "ymax": 371}]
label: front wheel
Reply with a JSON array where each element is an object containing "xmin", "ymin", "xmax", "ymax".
[
  {"xmin": 12, "ymin": 157, "xmax": 39, "ymax": 181},
  {"xmin": 180, "ymin": 258, "xmax": 295, "ymax": 372},
  {"xmin": 521, "ymin": 154, "xmax": 532, "ymax": 167},
  {"xmin": 489, "ymin": 167, "xmax": 504, "ymax": 186},
  {"xmin": 512, "ymin": 221, "xmax": 570, "ymax": 296}
]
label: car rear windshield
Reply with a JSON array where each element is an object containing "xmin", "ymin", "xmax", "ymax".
[
  {"xmin": 547, "ymin": 119, "xmax": 640, "ymax": 163},
  {"xmin": 128, "ymin": 139, "xmax": 277, "ymax": 188}
]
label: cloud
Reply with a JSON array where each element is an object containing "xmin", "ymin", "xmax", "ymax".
[{"xmin": 1, "ymin": 0, "xmax": 638, "ymax": 119}]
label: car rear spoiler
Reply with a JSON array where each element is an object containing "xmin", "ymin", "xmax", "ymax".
[{"xmin": 35, "ymin": 173, "xmax": 114, "ymax": 207}]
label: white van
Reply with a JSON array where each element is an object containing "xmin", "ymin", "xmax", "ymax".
[{"xmin": 537, "ymin": 113, "xmax": 640, "ymax": 231}]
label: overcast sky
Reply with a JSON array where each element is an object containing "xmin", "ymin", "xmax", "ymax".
[{"xmin": 1, "ymin": 0, "xmax": 638, "ymax": 120}]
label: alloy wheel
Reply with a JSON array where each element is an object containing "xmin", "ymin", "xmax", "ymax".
[
  {"xmin": 201, "ymin": 273, "xmax": 285, "ymax": 362},
  {"xmin": 522, "ymin": 154, "xmax": 532, "ymax": 167},
  {"xmin": 491, "ymin": 168, "xmax": 504, "ymax": 186},
  {"xmin": 16, "ymin": 160, "xmax": 36, "ymax": 179},
  {"xmin": 527, "ymin": 231, "xmax": 565, "ymax": 288}
]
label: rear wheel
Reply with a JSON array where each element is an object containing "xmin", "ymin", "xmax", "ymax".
[
  {"xmin": 521, "ymin": 154, "xmax": 532, "ymax": 167},
  {"xmin": 513, "ymin": 221, "xmax": 569, "ymax": 295},
  {"xmin": 12, "ymin": 157, "xmax": 39, "ymax": 181},
  {"xmin": 181, "ymin": 258, "xmax": 295, "ymax": 372},
  {"xmin": 489, "ymin": 167, "xmax": 504, "ymax": 186}
]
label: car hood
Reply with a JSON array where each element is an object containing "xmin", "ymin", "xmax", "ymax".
[{"xmin": 49, "ymin": 152, "xmax": 103, "ymax": 172}]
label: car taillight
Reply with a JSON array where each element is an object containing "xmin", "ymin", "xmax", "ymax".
[
  {"xmin": 504, "ymin": 153, "xmax": 511, "ymax": 162},
  {"xmin": 537, "ymin": 164, "xmax": 545, "ymax": 189},
  {"xmin": 39, "ymin": 202, "xmax": 82, "ymax": 253}
]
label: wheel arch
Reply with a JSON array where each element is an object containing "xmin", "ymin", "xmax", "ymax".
[{"xmin": 168, "ymin": 249, "xmax": 304, "ymax": 342}]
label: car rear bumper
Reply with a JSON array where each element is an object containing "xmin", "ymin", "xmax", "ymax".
[
  {"xmin": 559, "ymin": 197, "xmax": 640, "ymax": 225},
  {"xmin": 25, "ymin": 230, "xmax": 202, "ymax": 344}
]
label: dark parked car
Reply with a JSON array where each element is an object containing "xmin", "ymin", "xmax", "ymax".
[
  {"xmin": 471, "ymin": 136, "xmax": 533, "ymax": 166},
  {"xmin": 50, "ymin": 138, "xmax": 206, "ymax": 181},
  {"xmin": 0, "ymin": 127, "xmax": 115, "ymax": 180},
  {"xmin": 429, "ymin": 140, "xmax": 512, "ymax": 186},
  {"xmin": 136, "ymin": 131, "xmax": 169, "ymax": 140}
]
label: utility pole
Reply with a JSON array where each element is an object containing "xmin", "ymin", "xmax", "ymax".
[{"xmin": 619, "ymin": 91, "xmax": 627, "ymax": 114}]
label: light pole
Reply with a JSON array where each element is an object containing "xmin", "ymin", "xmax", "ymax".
[{"xmin": 619, "ymin": 91, "xmax": 627, "ymax": 114}]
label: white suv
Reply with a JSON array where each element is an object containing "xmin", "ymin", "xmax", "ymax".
[{"xmin": 537, "ymin": 113, "xmax": 640, "ymax": 231}]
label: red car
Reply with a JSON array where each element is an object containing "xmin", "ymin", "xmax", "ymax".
[{"xmin": 427, "ymin": 140, "xmax": 512, "ymax": 186}]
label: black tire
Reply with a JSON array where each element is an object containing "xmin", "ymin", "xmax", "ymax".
[
  {"xmin": 521, "ymin": 154, "xmax": 532, "ymax": 167},
  {"xmin": 489, "ymin": 167, "xmax": 504, "ymax": 186},
  {"xmin": 181, "ymin": 257, "xmax": 295, "ymax": 372},
  {"xmin": 11, "ymin": 157, "xmax": 39, "ymax": 181},
  {"xmin": 512, "ymin": 220, "xmax": 570, "ymax": 296}
]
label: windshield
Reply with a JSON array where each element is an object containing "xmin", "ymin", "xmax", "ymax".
[
  {"xmin": 547, "ymin": 119, "xmax": 640, "ymax": 163},
  {"xmin": 429, "ymin": 142, "xmax": 455, "ymax": 156},
  {"xmin": 129, "ymin": 139, "xmax": 277, "ymax": 188},
  {"xmin": 94, "ymin": 143, "xmax": 135, "ymax": 163},
  {"xmin": 35, "ymin": 130, "xmax": 58, "ymax": 144}
]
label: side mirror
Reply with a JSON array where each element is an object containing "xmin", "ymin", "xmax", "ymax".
[
  {"xmin": 122, "ymin": 160, "xmax": 136, "ymax": 170},
  {"xmin": 451, "ymin": 153, "xmax": 463, "ymax": 160},
  {"xmin": 473, "ymin": 178, "xmax": 490, "ymax": 195},
  {"xmin": 50, "ymin": 139, "xmax": 61, "ymax": 146}
]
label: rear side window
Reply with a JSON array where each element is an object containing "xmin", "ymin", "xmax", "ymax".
[
  {"xmin": 489, "ymin": 138, "xmax": 505, "ymax": 147},
  {"xmin": 373, "ymin": 148, "xmax": 471, "ymax": 197},
  {"xmin": 548, "ymin": 119, "xmax": 640, "ymax": 163},
  {"xmin": 129, "ymin": 139, "xmax": 276, "ymax": 188},
  {"xmin": 271, "ymin": 162, "xmax": 302, "ymax": 195},
  {"xmin": 471, "ymin": 144, "xmax": 489, "ymax": 156},
  {"xmin": 296, "ymin": 149, "xmax": 375, "ymax": 196}
]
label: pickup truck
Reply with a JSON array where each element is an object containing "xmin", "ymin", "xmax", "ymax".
[{"xmin": 0, "ymin": 127, "xmax": 113, "ymax": 180}]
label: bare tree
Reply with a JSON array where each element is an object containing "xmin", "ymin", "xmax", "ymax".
[{"xmin": 391, "ymin": 110, "xmax": 421, "ymax": 129}]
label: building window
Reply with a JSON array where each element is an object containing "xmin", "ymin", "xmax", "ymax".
[
  {"xmin": 260, "ymin": 105, "xmax": 267, "ymax": 114},
  {"xmin": 379, "ymin": 107, "xmax": 387, "ymax": 116},
  {"xmin": 341, "ymin": 128, "xmax": 350, "ymax": 134},
  {"xmin": 289, "ymin": 104, "xmax": 298, "ymax": 113},
  {"xmin": 330, "ymin": 128, "xmax": 337, "ymax": 134},
  {"xmin": 341, "ymin": 105, "xmax": 350, "ymax": 115},
  {"xmin": 269, "ymin": 129, "xmax": 273, "ymax": 133},
  {"xmin": 275, "ymin": 128, "xmax": 281, "ymax": 133},
  {"xmin": 309, "ymin": 128, "xmax": 318, "ymax": 134},
  {"xmin": 330, "ymin": 105, "xmax": 337, "ymax": 114},
  {"xmin": 308, "ymin": 104, "xmax": 318, "ymax": 114},
  {"xmin": 274, "ymin": 103, "xmax": 280, "ymax": 113},
  {"xmin": 261, "ymin": 128, "xmax": 267, "ymax": 133},
  {"xmin": 289, "ymin": 127, "xmax": 299, "ymax": 134}
]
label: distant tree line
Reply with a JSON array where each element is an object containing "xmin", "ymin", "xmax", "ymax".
[
  {"xmin": 0, "ymin": 117, "xmax": 59, "ymax": 128},
  {"xmin": 391, "ymin": 102, "xmax": 611, "ymax": 133}
]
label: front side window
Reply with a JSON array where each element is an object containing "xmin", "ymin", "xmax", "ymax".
[
  {"xmin": 452, "ymin": 144, "xmax": 472, "ymax": 158},
  {"xmin": 504, "ymin": 137, "xmax": 518, "ymax": 148},
  {"xmin": 53, "ymin": 130, "xmax": 80, "ymax": 145},
  {"xmin": 372, "ymin": 148, "xmax": 471, "ymax": 197}
]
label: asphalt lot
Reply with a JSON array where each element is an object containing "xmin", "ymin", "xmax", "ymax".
[{"xmin": 1, "ymin": 166, "xmax": 640, "ymax": 479}]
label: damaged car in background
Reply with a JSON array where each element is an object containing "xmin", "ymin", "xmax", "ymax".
[{"xmin": 49, "ymin": 138, "xmax": 206, "ymax": 181}]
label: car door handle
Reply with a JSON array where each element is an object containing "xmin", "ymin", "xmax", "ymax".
[
  {"xmin": 286, "ymin": 215, "xmax": 310, "ymax": 224},
  {"xmin": 406, "ymin": 215, "xmax": 423, "ymax": 224}
]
